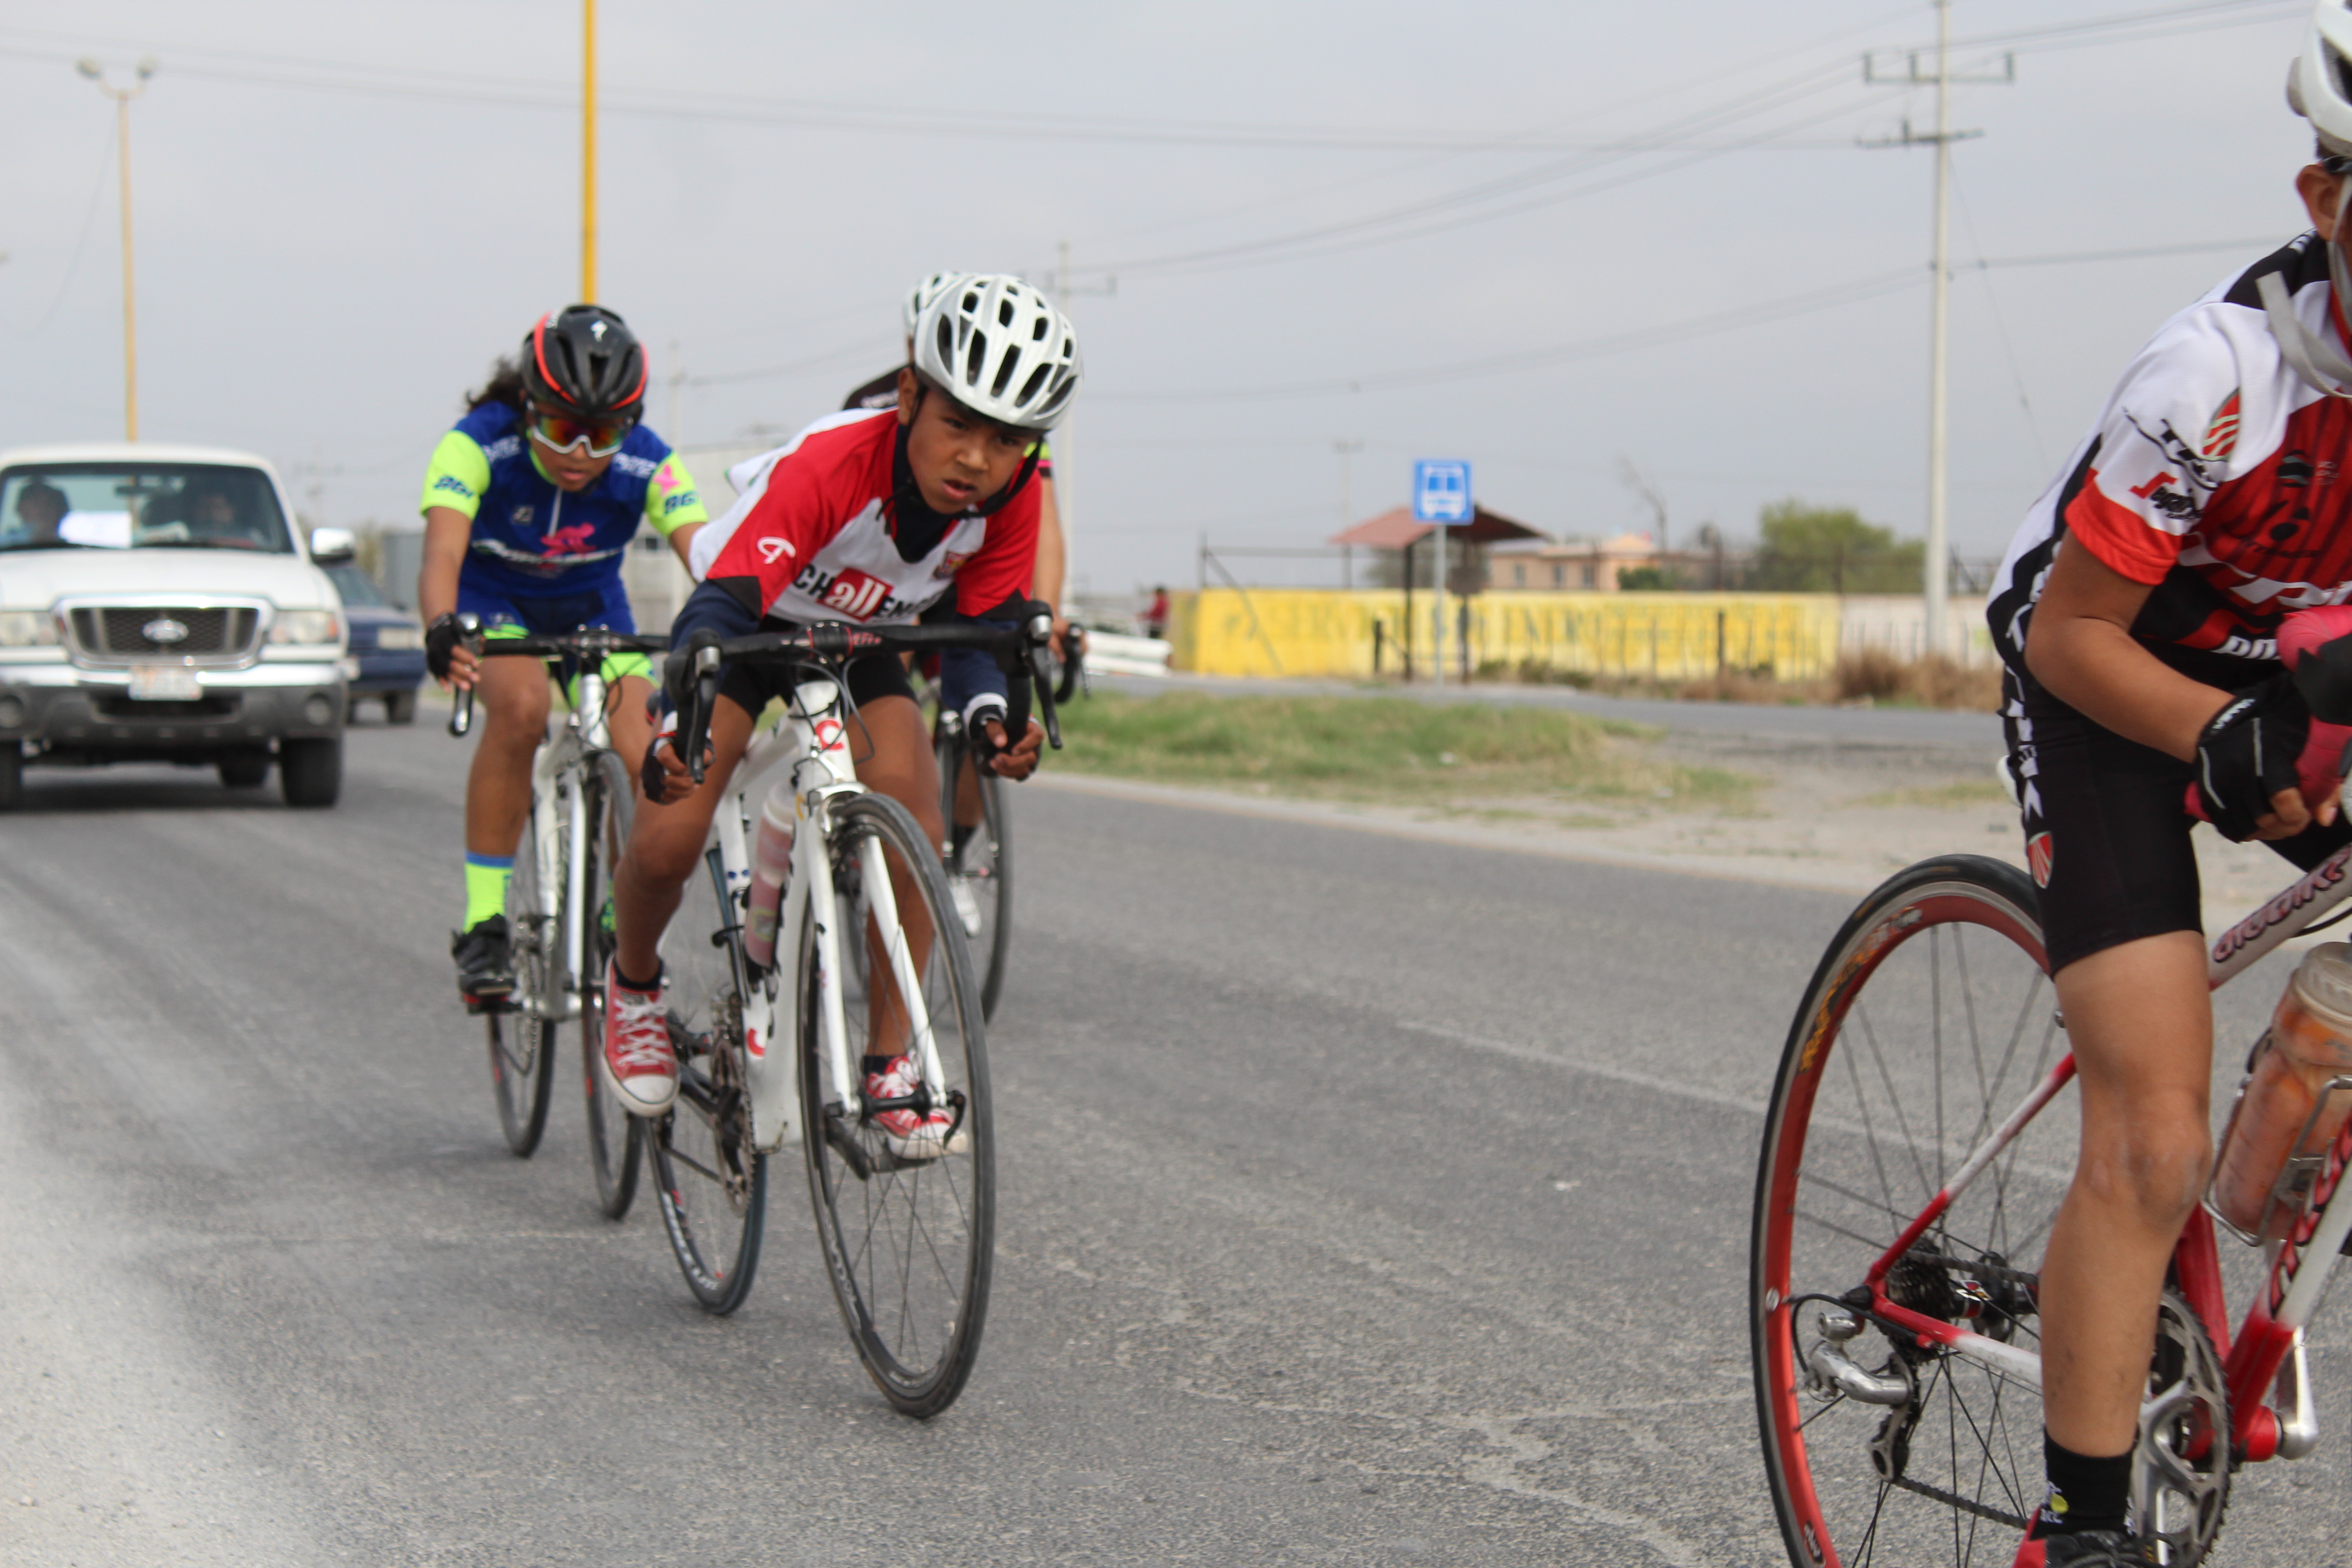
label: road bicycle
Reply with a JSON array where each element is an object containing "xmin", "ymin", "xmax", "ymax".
[
  {"xmin": 1750, "ymin": 812, "xmax": 2352, "ymax": 1566},
  {"xmin": 447, "ymin": 619, "xmax": 667, "ymax": 1219},
  {"xmin": 648, "ymin": 611, "xmax": 1062, "ymax": 1417},
  {"xmin": 926, "ymin": 625, "xmax": 1083, "ymax": 1020}
]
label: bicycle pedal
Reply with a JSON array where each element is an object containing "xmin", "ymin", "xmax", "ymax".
[{"xmin": 465, "ymin": 992, "xmax": 519, "ymax": 1017}]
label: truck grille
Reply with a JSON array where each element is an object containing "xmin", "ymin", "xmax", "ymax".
[{"xmin": 69, "ymin": 606, "xmax": 261, "ymax": 659}]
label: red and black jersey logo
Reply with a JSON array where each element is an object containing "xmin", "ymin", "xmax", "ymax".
[{"xmin": 818, "ymin": 567, "xmax": 892, "ymax": 621}]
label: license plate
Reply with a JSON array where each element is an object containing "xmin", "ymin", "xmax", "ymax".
[{"xmin": 128, "ymin": 665, "xmax": 202, "ymax": 701}]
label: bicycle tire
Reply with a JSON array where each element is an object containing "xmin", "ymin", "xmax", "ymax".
[
  {"xmin": 801, "ymin": 789, "xmax": 994, "ymax": 1419},
  {"xmin": 489, "ymin": 794, "xmax": 560, "ymax": 1156},
  {"xmin": 652, "ymin": 808, "xmax": 767, "ymax": 1313},
  {"xmin": 1754, "ymin": 854, "xmax": 2068, "ymax": 1568},
  {"xmin": 580, "ymin": 750, "xmax": 642, "ymax": 1220},
  {"xmin": 936, "ymin": 727, "xmax": 1014, "ymax": 1020}
]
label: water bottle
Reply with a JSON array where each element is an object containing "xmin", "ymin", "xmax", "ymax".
[
  {"xmin": 742, "ymin": 782, "xmax": 794, "ymax": 969},
  {"xmin": 2213, "ymin": 942, "xmax": 2352, "ymax": 1238}
]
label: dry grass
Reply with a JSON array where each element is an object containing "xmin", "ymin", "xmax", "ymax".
[
  {"xmin": 1472, "ymin": 649, "xmax": 2002, "ymax": 712},
  {"xmin": 1055, "ymin": 691, "xmax": 1752, "ymax": 808}
]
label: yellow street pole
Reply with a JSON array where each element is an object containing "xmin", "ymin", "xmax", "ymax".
[
  {"xmin": 79, "ymin": 58, "xmax": 154, "ymax": 441},
  {"xmin": 582, "ymin": 0, "xmax": 597, "ymax": 303},
  {"xmin": 115, "ymin": 92, "xmax": 136, "ymax": 441}
]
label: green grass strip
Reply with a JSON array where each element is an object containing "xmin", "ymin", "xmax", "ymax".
[{"xmin": 1051, "ymin": 692, "xmax": 1750, "ymax": 806}]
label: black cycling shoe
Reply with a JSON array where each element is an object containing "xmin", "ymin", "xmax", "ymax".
[
  {"xmin": 452, "ymin": 915, "xmax": 516, "ymax": 1013},
  {"xmin": 2042, "ymin": 1530, "xmax": 2157, "ymax": 1566}
]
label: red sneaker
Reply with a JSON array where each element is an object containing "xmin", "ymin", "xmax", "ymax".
[
  {"xmin": 601, "ymin": 962, "xmax": 676, "ymax": 1117},
  {"xmin": 862, "ymin": 1054, "xmax": 966, "ymax": 1160}
]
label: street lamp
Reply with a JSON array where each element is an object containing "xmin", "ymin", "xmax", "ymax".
[{"xmin": 78, "ymin": 56, "xmax": 156, "ymax": 442}]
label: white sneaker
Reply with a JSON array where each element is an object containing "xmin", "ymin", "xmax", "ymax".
[
  {"xmin": 602, "ymin": 962, "xmax": 677, "ymax": 1117},
  {"xmin": 949, "ymin": 877, "xmax": 984, "ymax": 938}
]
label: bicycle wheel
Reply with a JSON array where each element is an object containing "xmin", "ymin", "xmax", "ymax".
[
  {"xmin": 936, "ymin": 728, "xmax": 1014, "ymax": 1020},
  {"xmin": 1754, "ymin": 855, "xmax": 2074, "ymax": 1567},
  {"xmin": 488, "ymin": 797, "xmax": 559, "ymax": 1157},
  {"xmin": 651, "ymin": 813, "xmax": 766, "ymax": 1313},
  {"xmin": 801, "ymin": 790, "xmax": 994, "ymax": 1418},
  {"xmin": 580, "ymin": 750, "xmax": 642, "ymax": 1220}
]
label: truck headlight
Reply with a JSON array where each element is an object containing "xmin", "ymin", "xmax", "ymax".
[
  {"xmin": 375, "ymin": 622, "xmax": 424, "ymax": 651},
  {"xmin": 0, "ymin": 610, "xmax": 59, "ymax": 647},
  {"xmin": 269, "ymin": 609, "xmax": 342, "ymax": 646}
]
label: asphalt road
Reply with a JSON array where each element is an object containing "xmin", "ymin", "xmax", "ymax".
[{"xmin": 2, "ymin": 720, "xmax": 2345, "ymax": 1566}]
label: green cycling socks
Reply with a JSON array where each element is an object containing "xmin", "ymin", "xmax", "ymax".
[{"xmin": 464, "ymin": 853, "xmax": 514, "ymax": 930}]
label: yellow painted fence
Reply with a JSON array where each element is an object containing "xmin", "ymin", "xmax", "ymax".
[{"xmin": 1169, "ymin": 589, "xmax": 1845, "ymax": 681}]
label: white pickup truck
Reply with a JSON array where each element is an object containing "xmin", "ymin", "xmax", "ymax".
[{"xmin": 0, "ymin": 444, "xmax": 352, "ymax": 808}]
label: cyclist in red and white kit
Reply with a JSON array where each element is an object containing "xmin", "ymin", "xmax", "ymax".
[
  {"xmin": 1987, "ymin": 6, "xmax": 2352, "ymax": 1561},
  {"xmin": 599, "ymin": 276, "xmax": 1079, "ymax": 1151}
]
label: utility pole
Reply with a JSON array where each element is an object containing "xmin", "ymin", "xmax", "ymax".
[
  {"xmin": 1864, "ymin": 4, "xmax": 2010, "ymax": 658},
  {"xmin": 1334, "ymin": 438, "xmax": 1363, "ymax": 589},
  {"xmin": 582, "ymin": 0, "xmax": 598, "ymax": 301},
  {"xmin": 78, "ymin": 57, "xmax": 154, "ymax": 442},
  {"xmin": 666, "ymin": 338, "xmax": 683, "ymax": 443},
  {"xmin": 1049, "ymin": 241, "xmax": 1115, "ymax": 613}
]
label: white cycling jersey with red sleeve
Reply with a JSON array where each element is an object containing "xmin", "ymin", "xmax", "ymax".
[
  {"xmin": 676, "ymin": 407, "xmax": 1039, "ymax": 722},
  {"xmin": 1990, "ymin": 232, "xmax": 2352, "ymax": 683}
]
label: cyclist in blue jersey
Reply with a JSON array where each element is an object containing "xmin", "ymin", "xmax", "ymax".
[{"xmin": 417, "ymin": 305, "xmax": 709, "ymax": 1008}]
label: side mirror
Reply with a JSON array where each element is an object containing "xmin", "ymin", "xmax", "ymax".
[{"xmin": 309, "ymin": 526, "xmax": 356, "ymax": 564}]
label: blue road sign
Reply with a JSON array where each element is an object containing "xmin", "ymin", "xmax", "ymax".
[{"xmin": 1412, "ymin": 460, "xmax": 1472, "ymax": 524}]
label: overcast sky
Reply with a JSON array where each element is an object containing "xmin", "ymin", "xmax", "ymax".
[{"xmin": 0, "ymin": 0, "xmax": 2322, "ymax": 596}]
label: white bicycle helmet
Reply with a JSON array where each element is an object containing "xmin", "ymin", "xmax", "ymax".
[
  {"xmin": 900, "ymin": 271, "xmax": 966, "ymax": 342},
  {"xmin": 2274, "ymin": 1, "xmax": 2352, "ymax": 397},
  {"xmin": 912, "ymin": 274, "xmax": 1081, "ymax": 431},
  {"xmin": 2290, "ymin": 0, "xmax": 2352, "ymax": 157}
]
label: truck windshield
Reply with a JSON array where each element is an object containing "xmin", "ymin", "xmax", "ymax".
[{"xmin": 0, "ymin": 462, "xmax": 295, "ymax": 554}]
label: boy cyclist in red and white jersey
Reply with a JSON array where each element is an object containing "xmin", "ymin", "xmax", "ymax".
[
  {"xmin": 1986, "ymin": 5, "xmax": 2352, "ymax": 1561},
  {"xmin": 599, "ymin": 276, "xmax": 1079, "ymax": 1155}
]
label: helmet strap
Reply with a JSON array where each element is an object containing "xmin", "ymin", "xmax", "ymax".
[{"xmin": 2261, "ymin": 181, "xmax": 2352, "ymax": 398}]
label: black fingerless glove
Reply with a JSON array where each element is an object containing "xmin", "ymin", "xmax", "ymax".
[
  {"xmin": 641, "ymin": 712, "xmax": 679, "ymax": 799},
  {"xmin": 425, "ymin": 612, "xmax": 464, "ymax": 681},
  {"xmin": 2195, "ymin": 674, "xmax": 2310, "ymax": 841}
]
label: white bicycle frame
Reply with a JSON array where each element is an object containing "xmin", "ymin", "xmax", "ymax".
[
  {"xmin": 516, "ymin": 665, "xmax": 617, "ymax": 1024},
  {"xmin": 695, "ymin": 676, "xmax": 950, "ymax": 1155}
]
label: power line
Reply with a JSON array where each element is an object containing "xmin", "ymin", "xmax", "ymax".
[
  {"xmin": 1059, "ymin": 2, "xmax": 2303, "ymax": 281},
  {"xmin": 5, "ymin": 116, "xmax": 114, "ymax": 343},
  {"xmin": 0, "ymin": 31, "xmax": 1909, "ymax": 154},
  {"xmin": 0, "ymin": 2, "xmax": 2289, "ymax": 154},
  {"xmin": 1093, "ymin": 234, "xmax": 2286, "ymax": 402},
  {"xmin": 682, "ymin": 332, "xmax": 891, "ymax": 388}
]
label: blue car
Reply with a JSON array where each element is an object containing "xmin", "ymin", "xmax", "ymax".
[{"xmin": 314, "ymin": 538, "xmax": 425, "ymax": 724}]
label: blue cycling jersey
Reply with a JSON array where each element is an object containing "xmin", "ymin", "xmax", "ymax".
[{"xmin": 418, "ymin": 402, "xmax": 705, "ymax": 599}]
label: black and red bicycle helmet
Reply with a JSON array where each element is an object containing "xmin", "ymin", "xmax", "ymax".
[{"xmin": 522, "ymin": 304, "xmax": 648, "ymax": 420}]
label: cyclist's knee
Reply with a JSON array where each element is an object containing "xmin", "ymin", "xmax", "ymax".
[
  {"xmin": 476, "ymin": 673, "xmax": 549, "ymax": 745},
  {"xmin": 626, "ymin": 811, "xmax": 707, "ymax": 890},
  {"xmin": 2078, "ymin": 1099, "xmax": 2212, "ymax": 1230}
]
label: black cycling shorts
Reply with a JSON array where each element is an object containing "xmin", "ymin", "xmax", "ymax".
[
  {"xmin": 2004, "ymin": 667, "xmax": 2352, "ymax": 975},
  {"xmin": 715, "ymin": 638, "xmax": 916, "ymax": 730}
]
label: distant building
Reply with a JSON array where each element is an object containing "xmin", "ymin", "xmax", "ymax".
[{"xmin": 1485, "ymin": 532, "xmax": 1661, "ymax": 592}]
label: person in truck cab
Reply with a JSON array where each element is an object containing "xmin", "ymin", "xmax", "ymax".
[{"xmin": 12, "ymin": 481, "xmax": 66, "ymax": 546}]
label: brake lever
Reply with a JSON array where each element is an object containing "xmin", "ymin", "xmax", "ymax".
[
  {"xmin": 446, "ymin": 612, "xmax": 483, "ymax": 737},
  {"xmin": 684, "ymin": 642, "xmax": 723, "ymax": 784},
  {"xmin": 1025, "ymin": 613, "xmax": 1063, "ymax": 750},
  {"xmin": 1054, "ymin": 625, "xmax": 1085, "ymax": 706}
]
